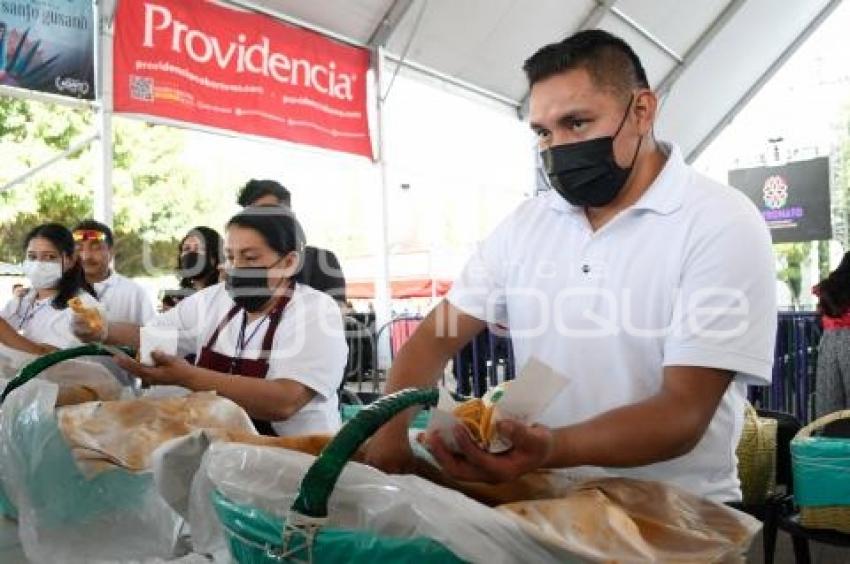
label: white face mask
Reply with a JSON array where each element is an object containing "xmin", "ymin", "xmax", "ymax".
[{"xmin": 22, "ymin": 260, "xmax": 63, "ymax": 290}]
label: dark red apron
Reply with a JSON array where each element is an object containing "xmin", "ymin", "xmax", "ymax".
[{"xmin": 196, "ymin": 294, "xmax": 290, "ymax": 436}]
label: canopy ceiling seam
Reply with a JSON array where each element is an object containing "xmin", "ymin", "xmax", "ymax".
[
  {"xmin": 381, "ymin": 0, "xmax": 431, "ymax": 102},
  {"xmin": 655, "ymin": 0, "xmax": 749, "ymax": 100},
  {"xmin": 685, "ymin": 0, "xmax": 845, "ymax": 163},
  {"xmin": 367, "ymin": 0, "xmax": 416, "ymax": 48},
  {"xmin": 609, "ymin": 6, "xmax": 683, "ymax": 64}
]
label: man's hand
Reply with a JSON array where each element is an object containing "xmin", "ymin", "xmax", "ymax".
[
  {"xmin": 364, "ymin": 420, "xmax": 417, "ymax": 474},
  {"xmin": 423, "ymin": 420, "xmax": 554, "ymax": 483},
  {"xmin": 114, "ymin": 350, "xmax": 190, "ymax": 387},
  {"xmin": 363, "ymin": 301, "xmax": 486, "ymax": 474}
]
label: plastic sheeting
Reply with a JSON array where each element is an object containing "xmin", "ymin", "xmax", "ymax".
[
  {"xmin": 792, "ymin": 436, "xmax": 850, "ymax": 507},
  {"xmin": 56, "ymin": 391, "xmax": 256, "ymax": 477},
  {"xmin": 500, "ymin": 478, "xmax": 761, "ymax": 562},
  {"xmin": 0, "ymin": 344, "xmax": 125, "ymax": 406},
  {"xmin": 187, "ymin": 443, "xmax": 572, "ymax": 564},
  {"xmin": 0, "ymin": 379, "xmax": 184, "ymax": 563},
  {"xmin": 184, "ymin": 442, "xmax": 760, "ymax": 563},
  {"xmin": 0, "ymin": 343, "xmax": 35, "ymax": 379}
]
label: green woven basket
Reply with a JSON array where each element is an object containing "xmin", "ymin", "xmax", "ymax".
[
  {"xmin": 212, "ymin": 387, "xmax": 467, "ymax": 563},
  {"xmin": 792, "ymin": 410, "xmax": 850, "ymax": 533}
]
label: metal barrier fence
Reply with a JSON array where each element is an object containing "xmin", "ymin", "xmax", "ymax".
[
  {"xmin": 349, "ymin": 312, "xmax": 826, "ymax": 421},
  {"xmin": 749, "ymin": 312, "xmax": 822, "ymax": 425},
  {"xmin": 453, "ymin": 325, "xmax": 515, "ymax": 397}
]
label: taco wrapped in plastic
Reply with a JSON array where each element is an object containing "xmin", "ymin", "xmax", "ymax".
[
  {"xmin": 427, "ymin": 358, "xmax": 568, "ymax": 453},
  {"xmin": 185, "ymin": 441, "xmax": 760, "ymax": 563}
]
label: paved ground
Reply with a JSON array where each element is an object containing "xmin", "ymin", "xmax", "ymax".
[{"xmin": 747, "ymin": 528, "xmax": 850, "ymax": 563}]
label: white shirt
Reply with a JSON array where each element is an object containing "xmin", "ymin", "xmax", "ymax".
[
  {"xmin": 148, "ymin": 282, "xmax": 347, "ymax": 436},
  {"xmin": 1, "ymin": 291, "xmax": 98, "ymax": 349},
  {"xmin": 447, "ymin": 143, "xmax": 777, "ymax": 502},
  {"xmin": 93, "ymin": 272, "xmax": 155, "ymax": 325}
]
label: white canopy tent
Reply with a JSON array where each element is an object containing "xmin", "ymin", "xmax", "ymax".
[
  {"xmin": 0, "ymin": 0, "xmax": 843, "ymax": 365},
  {"xmin": 241, "ymin": 0, "xmax": 843, "ymax": 162},
  {"xmin": 3, "ymin": 0, "xmax": 842, "ymax": 197}
]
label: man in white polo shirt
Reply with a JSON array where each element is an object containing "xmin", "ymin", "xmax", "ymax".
[
  {"xmin": 365, "ymin": 29, "xmax": 776, "ymax": 503},
  {"xmin": 73, "ymin": 220, "xmax": 155, "ymax": 325}
]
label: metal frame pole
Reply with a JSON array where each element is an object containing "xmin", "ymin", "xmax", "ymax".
[
  {"xmin": 0, "ymin": 133, "xmax": 99, "ymax": 194},
  {"xmin": 372, "ymin": 46, "xmax": 394, "ymax": 372},
  {"xmin": 94, "ymin": 0, "xmax": 114, "ymax": 226}
]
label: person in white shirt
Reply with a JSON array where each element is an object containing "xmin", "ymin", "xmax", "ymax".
[
  {"xmin": 0, "ymin": 317, "xmax": 52, "ymax": 356},
  {"xmin": 73, "ymin": 220, "xmax": 155, "ymax": 325},
  {"xmin": 71, "ymin": 206, "xmax": 347, "ymax": 436},
  {"xmin": 365, "ymin": 30, "xmax": 777, "ymax": 503},
  {"xmin": 1, "ymin": 223, "xmax": 98, "ymax": 348}
]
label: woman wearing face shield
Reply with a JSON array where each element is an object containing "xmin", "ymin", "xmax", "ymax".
[
  {"xmin": 1, "ymin": 223, "xmax": 97, "ymax": 349},
  {"xmin": 71, "ymin": 207, "xmax": 347, "ymax": 436}
]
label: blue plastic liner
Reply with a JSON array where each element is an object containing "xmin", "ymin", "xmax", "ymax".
[{"xmin": 792, "ymin": 436, "xmax": 850, "ymax": 507}]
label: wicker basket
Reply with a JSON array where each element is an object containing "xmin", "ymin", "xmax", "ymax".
[
  {"xmin": 213, "ymin": 388, "xmax": 468, "ymax": 564},
  {"xmin": 792, "ymin": 410, "xmax": 850, "ymax": 533},
  {"xmin": 736, "ymin": 403, "xmax": 777, "ymax": 505}
]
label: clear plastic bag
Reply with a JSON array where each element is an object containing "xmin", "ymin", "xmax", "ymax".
[
  {"xmin": 0, "ymin": 378, "xmax": 184, "ymax": 563},
  {"xmin": 0, "ymin": 342, "xmax": 36, "ymax": 379},
  {"xmin": 187, "ymin": 443, "xmax": 573, "ymax": 564},
  {"xmin": 184, "ymin": 441, "xmax": 760, "ymax": 564},
  {"xmin": 500, "ymin": 478, "xmax": 761, "ymax": 562}
]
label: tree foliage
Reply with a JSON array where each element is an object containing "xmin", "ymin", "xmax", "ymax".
[
  {"xmin": 0, "ymin": 97, "xmax": 213, "ymax": 276},
  {"xmin": 775, "ymin": 242, "xmax": 810, "ymax": 307}
]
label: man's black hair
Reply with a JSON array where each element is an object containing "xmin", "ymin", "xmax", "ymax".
[
  {"xmin": 523, "ymin": 29, "xmax": 649, "ymax": 100},
  {"xmin": 73, "ymin": 219, "xmax": 114, "ymax": 247},
  {"xmin": 237, "ymin": 179, "xmax": 292, "ymax": 208}
]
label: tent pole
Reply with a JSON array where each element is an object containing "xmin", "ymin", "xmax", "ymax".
[
  {"xmin": 0, "ymin": 133, "xmax": 99, "ymax": 194},
  {"xmin": 94, "ymin": 0, "xmax": 114, "ymax": 226},
  {"xmin": 373, "ymin": 46, "xmax": 394, "ymax": 373}
]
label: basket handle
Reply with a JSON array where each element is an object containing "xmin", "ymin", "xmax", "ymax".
[
  {"xmin": 795, "ymin": 410, "xmax": 850, "ymax": 441},
  {"xmin": 291, "ymin": 387, "xmax": 438, "ymax": 518},
  {"xmin": 0, "ymin": 344, "xmax": 133, "ymax": 404}
]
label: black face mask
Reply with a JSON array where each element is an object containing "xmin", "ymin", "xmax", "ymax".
[
  {"xmin": 179, "ymin": 252, "xmax": 208, "ymax": 279},
  {"xmin": 225, "ymin": 257, "xmax": 285, "ymax": 313},
  {"xmin": 540, "ymin": 95, "xmax": 642, "ymax": 208}
]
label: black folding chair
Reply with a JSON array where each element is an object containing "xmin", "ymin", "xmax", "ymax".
[{"xmin": 753, "ymin": 409, "xmax": 802, "ymax": 564}]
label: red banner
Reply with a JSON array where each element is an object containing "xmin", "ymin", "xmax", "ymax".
[{"xmin": 113, "ymin": 0, "xmax": 373, "ymax": 158}]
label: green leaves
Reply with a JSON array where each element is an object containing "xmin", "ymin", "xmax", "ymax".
[{"xmin": 0, "ymin": 98, "xmax": 214, "ymax": 277}]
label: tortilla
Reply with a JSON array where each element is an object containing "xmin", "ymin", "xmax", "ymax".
[{"xmin": 57, "ymin": 392, "xmax": 257, "ymax": 476}]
